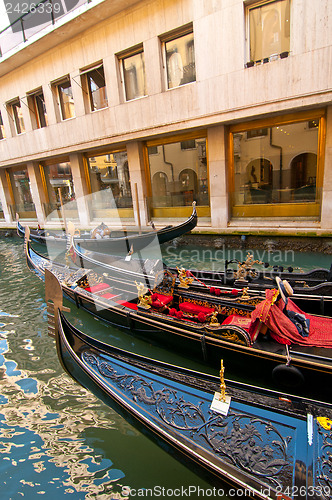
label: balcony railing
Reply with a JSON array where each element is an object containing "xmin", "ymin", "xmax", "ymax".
[{"xmin": 0, "ymin": 0, "xmax": 89, "ymax": 59}]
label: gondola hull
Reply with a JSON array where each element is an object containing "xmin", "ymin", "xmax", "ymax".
[
  {"xmin": 71, "ymin": 239, "xmax": 332, "ymax": 316},
  {"xmin": 17, "ymin": 203, "xmax": 197, "ymax": 253},
  {"xmin": 47, "ymin": 269, "xmax": 332, "ymax": 500}
]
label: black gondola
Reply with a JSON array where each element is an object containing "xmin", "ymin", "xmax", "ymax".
[
  {"xmin": 45, "ymin": 268, "xmax": 332, "ymax": 500},
  {"xmin": 69, "ymin": 235, "xmax": 332, "ymax": 315},
  {"xmin": 17, "ymin": 202, "xmax": 197, "ymax": 253},
  {"xmin": 25, "ymin": 228, "xmax": 332, "ymax": 395}
]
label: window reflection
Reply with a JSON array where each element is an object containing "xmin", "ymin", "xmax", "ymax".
[
  {"xmin": 248, "ymin": 0, "xmax": 290, "ymax": 62},
  {"xmin": 7, "ymin": 166, "xmax": 36, "ymax": 218},
  {"xmin": 122, "ymin": 52, "xmax": 146, "ymax": 101},
  {"xmin": 85, "ymin": 66, "xmax": 108, "ymax": 111},
  {"xmin": 232, "ymin": 120, "xmax": 319, "ymax": 206},
  {"xmin": 148, "ymin": 138, "xmax": 208, "ymax": 208},
  {"xmin": 57, "ymin": 79, "xmax": 75, "ymax": 120},
  {"xmin": 42, "ymin": 162, "xmax": 78, "ymax": 219},
  {"xmin": 165, "ymin": 31, "xmax": 196, "ymax": 89},
  {"xmin": 87, "ymin": 152, "xmax": 133, "ymax": 219}
]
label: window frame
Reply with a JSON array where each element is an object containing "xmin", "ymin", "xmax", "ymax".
[
  {"xmin": 54, "ymin": 76, "xmax": 75, "ymax": 121},
  {"xmin": 84, "ymin": 148, "xmax": 134, "ymax": 219},
  {"xmin": 117, "ymin": 44, "xmax": 147, "ymax": 102},
  {"xmin": 245, "ymin": 0, "xmax": 291, "ymax": 65},
  {"xmin": 228, "ymin": 109, "xmax": 326, "ymax": 219},
  {"xmin": 80, "ymin": 62, "xmax": 108, "ymax": 112},
  {"xmin": 7, "ymin": 98, "xmax": 25, "ymax": 135},
  {"xmin": 144, "ymin": 131, "xmax": 210, "ymax": 218},
  {"xmin": 27, "ymin": 88, "xmax": 48, "ymax": 129},
  {"xmin": 160, "ymin": 23, "xmax": 196, "ymax": 90}
]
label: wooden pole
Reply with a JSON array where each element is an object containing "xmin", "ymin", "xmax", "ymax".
[{"xmin": 134, "ymin": 183, "xmax": 141, "ymax": 234}]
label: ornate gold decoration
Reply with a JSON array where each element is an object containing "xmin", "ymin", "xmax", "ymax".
[
  {"xmin": 219, "ymin": 360, "xmax": 227, "ymax": 402},
  {"xmin": 235, "ymin": 253, "xmax": 262, "ymax": 281},
  {"xmin": 317, "ymin": 417, "xmax": 332, "ymax": 430},
  {"xmin": 177, "ymin": 267, "xmax": 194, "ymax": 289},
  {"xmin": 241, "ymin": 287, "xmax": 250, "ymax": 299},
  {"xmin": 135, "ymin": 281, "xmax": 152, "ymax": 309},
  {"xmin": 209, "ymin": 311, "xmax": 220, "ymax": 327}
]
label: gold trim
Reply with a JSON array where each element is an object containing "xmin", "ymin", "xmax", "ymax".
[
  {"xmin": 151, "ymin": 206, "xmax": 210, "ymax": 218},
  {"xmin": 232, "ymin": 202, "xmax": 320, "ymax": 218},
  {"xmin": 229, "ymin": 109, "xmax": 326, "ymax": 134},
  {"xmin": 39, "ymin": 164, "xmax": 49, "ymax": 204},
  {"xmin": 91, "ymin": 208, "xmax": 134, "ymax": 218}
]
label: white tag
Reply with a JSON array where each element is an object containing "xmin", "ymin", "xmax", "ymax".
[
  {"xmin": 210, "ymin": 392, "xmax": 231, "ymax": 416},
  {"xmin": 307, "ymin": 414, "xmax": 313, "ymax": 446},
  {"xmin": 125, "ymin": 255, "xmax": 132, "ymax": 261}
]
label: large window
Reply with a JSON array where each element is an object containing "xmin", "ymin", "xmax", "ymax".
[
  {"xmin": 162, "ymin": 26, "xmax": 196, "ymax": 89},
  {"xmin": 86, "ymin": 152, "xmax": 133, "ymax": 219},
  {"xmin": 119, "ymin": 47, "xmax": 146, "ymax": 101},
  {"xmin": 230, "ymin": 111, "xmax": 325, "ymax": 218},
  {"xmin": 146, "ymin": 135, "xmax": 209, "ymax": 218},
  {"xmin": 81, "ymin": 64, "xmax": 108, "ymax": 111},
  {"xmin": 6, "ymin": 166, "xmax": 36, "ymax": 219},
  {"xmin": 42, "ymin": 161, "xmax": 78, "ymax": 220},
  {"xmin": 247, "ymin": 0, "xmax": 290, "ymax": 63},
  {"xmin": 55, "ymin": 77, "xmax": 75, "ymax": 120}
]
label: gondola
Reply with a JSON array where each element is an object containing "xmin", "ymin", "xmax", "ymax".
[
  {"xmin": 25, "ymin": 227, "xmax": 332, "ymax": 394},
  {"xmin": 16, "ymin": 202, "xmax": 197, "ymax": 253},
  {"xmin": 70, "ymin": 236, "xmax": 332, "ymax": 316},
  {"xmin": 46, "ymin": 268, "xmax": 332, "ymax": 499}
]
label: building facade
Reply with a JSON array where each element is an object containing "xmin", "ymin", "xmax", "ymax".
[{"xmin": 0, "ymin": 0, "xmax": 331, "ymax": 233}]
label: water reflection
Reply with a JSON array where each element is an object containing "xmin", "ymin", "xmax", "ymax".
[{"xmin": 0, "ymin": 238, "xmax": 217, "ymax": 499}]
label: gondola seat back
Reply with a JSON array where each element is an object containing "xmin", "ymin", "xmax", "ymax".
[
  {"xmin": 151, "ymin": 292, "xmax": 173, "ymax": 309},
  {"xmin": 178, "ymin": 301, "xmax": 216, "ymax": 322}
]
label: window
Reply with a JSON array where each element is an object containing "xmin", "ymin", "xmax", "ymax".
[
  {"xmin": 9, "ymin": 99, "xmax": 25, "ymax": 134},
  {"xmin": 230, "ymin": 111, "xmax": 325, "ymax": 218},
  {"xmin": 119, "ymin": 47, "xmax": 146, "ymax": 101},
  {"xmin": 86, "ymin": 152, "xmax": 133, "ymax": 219},
  {"xmin": 81, "ymin": 64, "xmax": 108, "ymax": 111},
  {"xmin": 146, "ymin": 135, "xmax": 209, "ymax": 218},
  {"xmin": 247, "ymin": 0, "xmax": 290, "ymax": 63},
  {"xmin": 28, "ymin": 89, "xmax": 48, "ymax": 128},
  {"xmin": 162, "ymin": 26, "xmax": 196, "ymax": 89},
  {"xmin": 6, "ymin": 166, "xmax": 36, "ymax": 218},
  {"xmin": 55, "ymin": 77, "xmax": 75, "ymax": 120},
  {"xmin": 42, "ymin": 160, "xmax": 78, "ymax": 220},
  {"xmin": 0, "ymin": 112, "xmax": 5, "ymax": 140}
]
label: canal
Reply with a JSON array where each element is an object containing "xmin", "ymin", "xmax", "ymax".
[{"xmin": 0, "ymin": 234, "xmax": 331, "ymax": 499}]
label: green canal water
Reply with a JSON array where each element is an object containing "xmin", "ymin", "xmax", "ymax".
[{"xmin": 0, "ymin": 235, "xmax": 331, "ymax": 499}]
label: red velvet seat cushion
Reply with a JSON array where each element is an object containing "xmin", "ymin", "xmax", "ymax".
[
  {"xmin": 179, "ymin": 302, "xmax": 215, "ymax": 315},
  {"xmin": 100, "ymin": 292, "xmax": 116, "ymax": 300},
  {"xmin": 222, "ymin": 315, "xmax": 251, "ymax": 332},
  {"xmin": 84, "ymin": 283, "xmax": 110, "ymax": 293},
  {"xmin": 151, "ymin": 293, "xmax": 173, "ymax": 309}
]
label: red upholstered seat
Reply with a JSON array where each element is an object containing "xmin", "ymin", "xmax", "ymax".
[
  {"xmin": 222, "ymin": 315, "xmax": 251, "ymax": 332},
  {"xmin": 151, "ymin": 292, "xmax": 173, "ymax": 309},
  {"xmin": 100, "ymin": 292, "xmax": 116, "ymax": 299},
  {"xmin": 84, "ymin": 283, "xmax": 110, "ymax": 293},
  {"xmin": 179, "ymin": 302, "xmax": 215, "ymax": 315}
]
